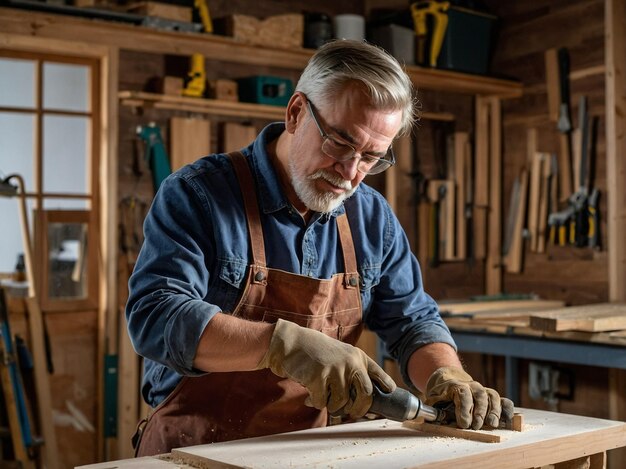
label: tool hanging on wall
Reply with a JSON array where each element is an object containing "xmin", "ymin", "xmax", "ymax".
[
  {"xmin": 0, "ymin": 287, "xmax": 40, "ymax": 468},
  {"xmin": 182, "ymin": 53, "xmax": 206, "ymax": 98},
  {"xmin": 0, "ymin": 173, "xmax": 59, "ymax": 468},
  {"xmin": 193, "ymin": 0, "xmax": 213, "ymax": 33},
  {"xmin": 136, "ymin": 123, "xmax": 172, "ymax": 193},
  {"xmin": 410, "ymin": 1, "xmax": 450, "ymax": 67}
]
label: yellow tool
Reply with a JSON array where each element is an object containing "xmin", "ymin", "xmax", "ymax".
[
  {"xmin": 182, "ymin": 53, "xmax": 206, "ymax": 98},
  {"xmin": 194, "ymin": 0, "xmax": 213, "ymax": 33},
  {"xmin": 410, "ymin": 1, "xmax": 450, "ymax": 67}
]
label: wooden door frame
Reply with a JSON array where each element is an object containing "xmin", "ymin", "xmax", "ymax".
[{"xmin": 0, "ymin": 32, "xmax": 119, "ymax": 461}]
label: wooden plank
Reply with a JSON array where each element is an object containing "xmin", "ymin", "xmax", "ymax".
[
  {"xmin": 157, "ymin": 408, "xmax": 626, "ymax": 469},
  {"xmin": 169, "ymin": 117, "xmax": 211, "ymax": 171},
  {"xmin": 454, "ymin": 132, "xmax": 468, "ymax": 260},
  {"xmin": 473, "ymin": 96, "xmax": 489, "ymax": 261},
  {"xmin": 119, "ymin": 91, "xmax": 286, "ymax": 120},
  {"xmin": 527, "ymin": 152, "xmax": 544, "ymax": 252},
  {"xmin": 529, "ymin": 303, "xmax": 626, "ymax": 332},
  {"xmin": 545, "ymin": 48, "xmax": 560, "ymax": 122},
  {"xmin": 439, "ymin": 300, "xmax": 565, "ymax": 315},
  {"xmin": 403, "ymin": 420, "xmax": 502, "ymax": 443},
  {"xmin": 605, "ymin": 0, "xmax": 626, "ymax": 303},
  {"xmin": 486, "ymin": 97, "xmax": 502, "ymax": 295},
  {"xmin": 504, "ymin": 168, "xmax": 528, "ymax": 273},
  {"xmin": 219, "ymin": 122, "xmax": 257, "ymax": 154},
  {"xmin": 25, "ymin": 299, "xmax": 59, "ymax": 469},
  {"xmin": 536, "ymin": 153, "xmax": 552, "ymax": 253}
]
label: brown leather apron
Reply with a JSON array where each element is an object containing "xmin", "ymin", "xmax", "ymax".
[{"xmin": 134, "ymin": 151, "xmax": 363, "ymax": 456}]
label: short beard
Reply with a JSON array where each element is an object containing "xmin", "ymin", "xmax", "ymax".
[{"xmin": 289, "ymin": 162, "xmax": 357, "ymax": 213}]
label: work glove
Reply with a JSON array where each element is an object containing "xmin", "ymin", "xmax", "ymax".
[
  {"xmin": 257, "ymin": 318, "xmax": 396, "ymax": 419},
  {"xmin": 425, "ymin": 366, "xmax": 514, "ymax": 430}
]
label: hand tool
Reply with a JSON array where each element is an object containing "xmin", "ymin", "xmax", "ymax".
[
  {"xmin": 587, "ymin": 188, "xmax": 600, "ymax": 249},
  {"xmin": 368, "ymin": 384, "xmax": 514, "ymax": 429},
  {"xmin": 556, "ymin": 48, "xmax": 572, "ymax": 133},
  {"xmin": 410, "ymin": 1, "xmax": 450, "ymax": 67},
  {"xmin": 136, "ymin": 123, "xmax": 172, "ymax": 192},
  {"xmin": 193, "ymin": 0, "xmax": 213, "ymax": 33},
  {"xmin": 182, "ymin": 53, "xmax": 206, "ymax": 98}
]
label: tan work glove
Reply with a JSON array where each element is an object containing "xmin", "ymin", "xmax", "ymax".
[
  {"xmin": 257, "ymin": 319, "xmax": 396, "ymax": 419},
  {"xmin": 425, "ymin": 366, "xmax": 514, "ymax": 429}
]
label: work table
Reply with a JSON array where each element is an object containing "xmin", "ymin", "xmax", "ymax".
[{"xmin": 81, "ymin": 408, "xmax": 626, "ymax": 469}]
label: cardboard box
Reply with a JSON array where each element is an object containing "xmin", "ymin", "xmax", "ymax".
[
  {"xmin": 368, "ymin": 24, "xmax": 415, "ymax": 65},
  {"xmin": 215, "ymin": 14, "xmax": 304, "ymax": 49},
  {"xmin": 126, "ymin": 2, "xmax": 192, "ymax": 23},
  {"xmin": 208, "ymin": 79, "xmax": 238, "ymax": 102}
]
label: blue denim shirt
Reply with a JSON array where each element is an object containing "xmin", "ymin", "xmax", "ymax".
[{"xmin": 126, "ymin": 123, "xmax": 456, "ymax": 407}]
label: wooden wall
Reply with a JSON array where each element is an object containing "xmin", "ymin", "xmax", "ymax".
[{"xmin": 483, "ymin": 0, "xmax": 609, "ymax": 305}]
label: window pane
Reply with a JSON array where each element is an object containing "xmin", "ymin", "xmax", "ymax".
[
  {"xmin": 0, "ymin": 197, "xmax": 34, "ymax": 274},
  {"xmin": 43, "ymin": 115, "xmax": 89, "ymax": 194},
  {"xmin": 43, "ymin": 62, "xmax": 89, "ymax": 112},
  {"xmin": 43, "ymin": 198, "xmax": 89, "ymax": 210},
  {"xmin": 47, "ymin": 221, "xmax": 88, "ymax": 300},
  {"xmin": 0, "ymin": 112, "xmax": 36, "ymax": 192},
  {"xmin": 0, "ymin": 58, "xmax": 35, "ymax": 109}
]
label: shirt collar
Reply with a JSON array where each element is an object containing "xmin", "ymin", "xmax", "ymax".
[{"xmin": 246, "ymin": 123, "xmax": 346, "ymax": 219}]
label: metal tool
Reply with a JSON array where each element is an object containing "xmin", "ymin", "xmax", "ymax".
[
  {"xmin": 136, "ymin": 123, "xmax": 172, "ymax": 192},
  {"xmin": 556, "ymin": 48, "xmax": 572, "ymax": 133},
  {"xmin": 410, "ymin": 1, "xmax": 450, "ymax": 67},
  {"xmin": 368, "ymin": 384, "xmax": 514, "ymax": 430}
]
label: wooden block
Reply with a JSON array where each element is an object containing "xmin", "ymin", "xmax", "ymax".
[
  {"xmin": 147, "ymin": 76, "xmax": 184, "ymax": 96},
  {"xmin": 529, "ymin": 303, "xmax": 626, "ymax": 332},
  {"xmin": 402, "ymin": 419, "xmax": 502, "ymax": 443},
  {"xmin": 454, "ymin": 132, "xmax": 468, "ymax": 260},
  {"xmin": 215, "ymin": 13, "xmax": 304, "ymax": 49},
  {"xmin": 208, "ymin": 79, "xmax": 238, "ymax": 102},
  {"xmin": 511, "ymin": 413, "xmax": 524, "ymax": 432},
  {"xmin": 169, "ymin": 117, "xmax": 211, "ymax": 171},
  {"xmin": 126, "ymin": 2, "xmax": 192, "ymax": 22}
]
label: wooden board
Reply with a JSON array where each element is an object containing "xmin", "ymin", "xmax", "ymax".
[
  {"xmin": 169, "ymin": 117, "xmax": 211, "ymax": 171},
  {"xmin": 439, "ymin": 299, "xmax": 565, "ymax": 315},
  {"xmin": 219, "ymin": 122, "xmax": 256, "ymax": 153},
  {"xmin": 157, "ymin": 408, "xmax": 626, "ymax": 469},
  {"xmin": 529, "ymin": 303, "xmax": 626, "ymax": 332}
]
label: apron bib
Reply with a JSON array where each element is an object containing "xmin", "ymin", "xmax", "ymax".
[{"xmin": 135, "ymin": 152, "xmax": 363, "ymax": 456}]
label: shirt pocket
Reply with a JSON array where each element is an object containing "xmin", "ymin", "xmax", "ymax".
[{"xmin": 210, "ymin": 258, "xmax": 248, "ymax": 309}]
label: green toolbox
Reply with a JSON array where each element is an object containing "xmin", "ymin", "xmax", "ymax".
[{"xmin": 236, "ymin": 75, "xmax": 293, "ymax": 106}]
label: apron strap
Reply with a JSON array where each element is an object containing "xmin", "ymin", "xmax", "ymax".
[
  {"xmin": 336, "ymin": 213, "xmax": 359, "ymax": 288},
  {"xmin": 228, "ymin": 151, "xmax": 267, "ymax": 267}
]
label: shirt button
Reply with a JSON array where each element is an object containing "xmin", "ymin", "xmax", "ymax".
[{"xmin": 308, "ymin": 271, "xmax": 314, "ymax": 277}]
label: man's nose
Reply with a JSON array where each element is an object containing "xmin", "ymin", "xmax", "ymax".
[{"xmin": 334, "ymin": 156, "xmax": 360, "ymax": 180}]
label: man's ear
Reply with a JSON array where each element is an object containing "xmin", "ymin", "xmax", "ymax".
[{"xmin": 285, "ymin": 92, "xmax": 306, "ymax": 134}]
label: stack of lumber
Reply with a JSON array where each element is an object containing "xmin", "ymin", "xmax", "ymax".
[{"xmin": 440, "ymin": 300, "xmax": 626, "ymax": 346}]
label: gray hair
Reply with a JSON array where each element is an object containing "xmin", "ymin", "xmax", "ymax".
[{"xmin": 295, "ymin": 39, "xmax": 418, "ymax": 136}]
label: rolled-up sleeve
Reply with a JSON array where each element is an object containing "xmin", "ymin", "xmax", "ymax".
[{"xmin": 126, "ymin": 172, "xmax": 220, "ymax": 376}]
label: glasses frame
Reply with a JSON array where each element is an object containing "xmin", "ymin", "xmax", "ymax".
[{"xmin": 305, "ymin": 98, "xmax": 396, "ymax": 175}]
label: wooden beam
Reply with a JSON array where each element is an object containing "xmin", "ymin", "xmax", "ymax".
[
  {"xmin": 486, "ymin": 97, "xmax": 502, "ymax": 294},
  {"xmin": 606, "ymin": 0, "xmax": 626, "ymax": 462},
  {"xmin": 474, "ymin": 96, "xmax": 489, "ymax": 261}
]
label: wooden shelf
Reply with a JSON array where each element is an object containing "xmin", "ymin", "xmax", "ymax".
[
  {"xmin": 119, "ymin": 91, "xmax": 286, "ymax": 119},
  {"xmin": 1, "ymin": 7, "xmax": 522, "ymax": 99},
  {"xmin": 119, "ymin": 91, "xmax": 459, "ymax": 122}
]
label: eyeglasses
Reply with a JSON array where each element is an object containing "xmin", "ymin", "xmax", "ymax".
[{"xmin": 305, "ymin": 98, "xmax": 395, "ymax": 175}]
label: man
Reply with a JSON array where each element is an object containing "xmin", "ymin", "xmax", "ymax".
[{"xmin": 127, "ymin": 39, "xmax": 513, "ymax": 457}]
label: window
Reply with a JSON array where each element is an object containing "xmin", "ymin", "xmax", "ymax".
[{"xmin": 0, "ymin": 51, "xmax": 100, "ymax": 309}]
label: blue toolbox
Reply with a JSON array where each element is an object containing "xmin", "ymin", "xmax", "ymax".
[{"xmin": 236, "ymin": 75, "xmax": 293, "ymax": 106}]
